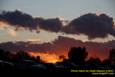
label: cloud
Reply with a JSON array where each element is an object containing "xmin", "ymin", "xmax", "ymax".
[
  {"xmin": 27, "ymin": 38, "xmax": 41, "ymax": 44},
  {"xmin": 35, "ymin": 17, "xmax": 63, "ymax": 32},
  {"xmin": 0, "ymin": 10, "xmax": 63, "ymax": 32},
  {"xmin": 0, "ymin": 22, "xmax": 8, "ymax": 30},
  {"xmin": 7, "ymin": 29, "xmax": 17, "ymax": 37},
  {"xmin": 0, "ymin": 10, "xmax": 38, "ymax": 31},
  {"xmin": 0, "ymin": 10, "xmax": 115, "ymax": 39},
  {"xmin": 62, "ymin": 13, "xmax": 115, "ymax": 39},
  {"xmin": 0, "ymin": 36, "xmax": 115, "ymax": 60},
  {"xmin": 27, "ymin": 38, "xmax": 41, "ymax": 42}
]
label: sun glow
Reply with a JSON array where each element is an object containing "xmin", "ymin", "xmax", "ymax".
[
  {"xmin": 0, "ymin": 22, "xmax": 9, "ymax": 30},
  {"xmin": 28, "ymin": 52, "xmax": 63, "ymax": 63}
]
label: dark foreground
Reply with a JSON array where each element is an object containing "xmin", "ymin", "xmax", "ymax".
[
  {"xmin": 0, "ymin": 60, "xmax": 115, "ymax": 77},
  {"xmin": 0, "ymin": 47, "xmax": 115, "ymax": 77}
]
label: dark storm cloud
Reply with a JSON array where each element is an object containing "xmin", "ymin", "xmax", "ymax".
[
  {"xmin": 63, "ymin": 13, "xmax": 115, "ymax": 39},
  {"xmin": 35, "ymin": 18, "xmax": 63, "ymax": 32},
  {"xmin": 0, "ymin": 10, "xmax": 63, "ymax": 32},
  {"xmin": 0, "ymin": 10, "xmax": 38, "ymax": 30},
  {"xmin": 0, "ymin": 10, "xmax": 115, "ymax": 39}
]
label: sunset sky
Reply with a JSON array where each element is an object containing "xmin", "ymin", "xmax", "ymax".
[
  {"xmin": 0, "ymin": 0, "xmax": 115, "ymax": 43},
  {"xmin": 0, "ymin": 0, "xmax": 115, "ymax": 63}
]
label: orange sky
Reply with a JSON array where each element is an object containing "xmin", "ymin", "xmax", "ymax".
[
  {"xmin": 28, "ymin": 51, "xmax": 63, "ymax": 63},
  {"xmin": 28, "ymin": 48, "xmax": 109, "ymax": 63}
]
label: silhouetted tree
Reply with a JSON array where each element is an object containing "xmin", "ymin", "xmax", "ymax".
[
  {"xmin": 59, "ymin": 55, "xmax": 66, "ymax": 61},
  {"xmin": 0, "ymin": 49, "xmax": 5, "ymax": 60},
  {"xmin": 0, "ymin": 49, "xmax": 12, "ymax": 61},
  {"xmin": 102, "ymin": 59, "xmax": 111, "ymax": 65},
  {"xmin": 109, "ymin": 48, "xmax": 115, "ymax": 64},
  {"xmin": 86, "ymin": 57, "xmax": 101, "ymax": 66},
  {"xmin": 34, "ymin": 56, "xmax": 41, "ymax": 63},
  {"xmin": 68, "ymin": 47, "xmax": 88, "ymax": 65},
  {"xmin": 16, "ymin": 51, "xmax": 31, "ymax": 60},
  {"xmin": 3, "ymin": 51, "xmax": 13, "ymax": 61}
]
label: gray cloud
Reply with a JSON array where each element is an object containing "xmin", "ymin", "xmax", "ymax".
[
  {"xmin": 62, "ymin": 13, "xmax": 115, "ymax": 39},
  {"xmin": 0, "ymin": 10, "xmax": 38, "ymax": 30},
  {"xmin": 35, "ymin": 17, "xmax": 63, "ymax": 32},
  {"xmin": 0, "ymin": 10, "xmax": 63, "ymax": 32},
  {"xmin": 0, "ymin": 10, "xmax": 115, "ymax": 39}
]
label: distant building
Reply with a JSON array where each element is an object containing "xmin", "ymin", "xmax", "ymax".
[{"xmin": 109, "ymin": 49, "xmax": 115, "ymax": 64}]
